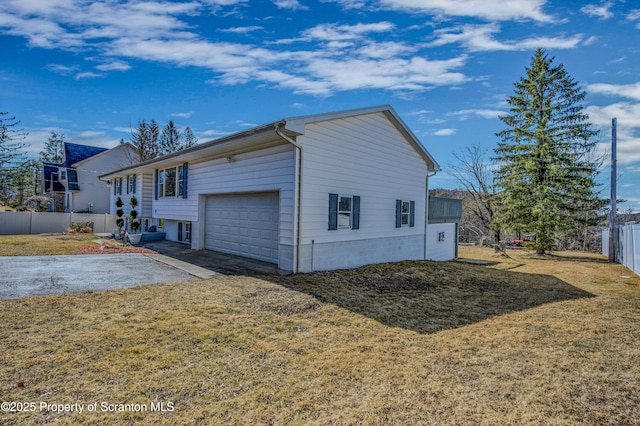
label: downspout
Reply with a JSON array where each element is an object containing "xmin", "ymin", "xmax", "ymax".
[
  {"xmin": 275, "ymin": 122, "xmax": 303, "ymax": 273},
  {"xmin": 424, "ymin": 170, "xmax": 437, "ymax": 259}
]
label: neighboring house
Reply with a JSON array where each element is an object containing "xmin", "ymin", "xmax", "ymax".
[
  {"xmin": 101, "ymin": 105, "xmax": 459, "ymax": 272},
  {"xmin": 43, "ymin": 142, "xmax": 138, "ymax": 213}
]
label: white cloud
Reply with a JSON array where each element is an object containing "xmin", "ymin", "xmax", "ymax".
[
  {"xmin": 95, "ymin": 61, "xmax": 131, "ymax": 71},
  {"xmin": 627, "ymin": 9, "xmax": 640, "ymax": 21},
  {"xmin": 379, "ymin": 0, "xmax": 554, "ymax": 22},
  {"xmin": 76, "ymin": 130, "xmax": 105, "ymax": 138},
  {"xmin": 46, "ymin": 63, "xmax": 78, "ymax": 75},
  {"xmin": 301, "ymin": 22, "xmax": 395, "ymax": 42},
  {"xmin": 447, "ymin": 109, "xmax": 506, "ymax": 120},
  {"xmin": 220, "ymin": 26, "xmax": 264, "ymax": 34},
  {"xmin": 0, "ymin": 1, "xmax": 470, "ymax": 96},
  {"xmin": 171, "ymin": 111, "xmax": 194, "ymax": 118},
  {"xmin": 434, "ymin": 128, "xmax": 456, "ymax": 136},
  {"xmin": 588, "ymin": 82, "xmax": 640, "ymax": 101},
  {"xmin": 74, "ymin": 71, "xmax": 103, "ymax": 80},
  {"xmin": 587, "ymin": 102, "xmax": 640, "ymax": 164},
  {"xmin": 581, "ymin": 3, "xmax": 614, "ymax": 20},
  {"xmin": 273, "ymin": 0, "xmax": 308, "ymax": 10},
  {"xmin": 430, "ymin": 23, "xmax": 583, "ymax": 52},
  {"xmin": 356, "ymin": 41, "xmax": 415, "ymax": 59},
  {"xmin": 202, "ymin": 0, "xmax": 248, "ymax": 5}
]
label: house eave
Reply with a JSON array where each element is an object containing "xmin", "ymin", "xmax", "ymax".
[{"xmin": 99, "ymin": 122, "xmax": 290, "ymax": 180}]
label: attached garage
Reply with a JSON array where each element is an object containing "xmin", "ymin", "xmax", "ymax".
[{"xmin": 205, "ymin": 192, "xmax": 280, "ymax": 264}]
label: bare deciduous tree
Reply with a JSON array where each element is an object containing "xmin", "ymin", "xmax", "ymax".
[{"xmin": 449, "ymin": 144, "xmax": 501, "ymax": 245}]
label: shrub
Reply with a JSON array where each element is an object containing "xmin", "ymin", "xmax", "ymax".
[{"xmin": 68, "ymin": 222, "xmax": 93, "ymax": 234}]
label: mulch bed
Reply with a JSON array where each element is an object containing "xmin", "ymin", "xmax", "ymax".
[{"xmin": 77, "ymin": 245, "xmax": 157, "ymax": 254}]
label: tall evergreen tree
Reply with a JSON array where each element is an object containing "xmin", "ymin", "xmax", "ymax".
[
  {"xmin": 0, "ymin": 113, "xmax": 27, "ymax": 205},
  {"xmin": 39, "ymin": 131, "xmax": 65, "ymax": 164},
  {"xmin": 493, "ymin": 49, "xmax": 603, "ymax": 254},
  {"xmin": 130, "ymin": 119, "xmax": 160, "ymax": 162},
  {"xmin": 181, "ymin": 126, "xmax": 198, "ymax": 150},
  {"xmin": 0, "ymin": 112, "xmax": 27, "ymax": 169},
  {"xmin": 11, "ymin": 159, "xmax": 40, "ymax": 204},
  {"xmin": 160, "ymin": 120, "xmax": 181, "ymax": 155}
]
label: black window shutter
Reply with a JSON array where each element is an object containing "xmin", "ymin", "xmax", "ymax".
[
  {"xmin": 154, "ymin": 169, "xmax": 159, "ymax": 200},
  {"xmin": 409, "ymin": 201, "xmax": 415, "ymax": 227},
  {"xmin": 182, "ymin": 162, "xmax": 188, "ymax": 199},
  {"xmin": 328, "ymin": 193, "xmax": 338, "ymax": 230},
  {"xmin": 118, "ymin": 178, "xmax": 122, "ymax": 195},
  {"xmin": 395, "ymin": 200, "xmax": 402, "ymax": 228},
  {"xmin": 178, "ymin": 223, "xmax": 183, "ymax": 241},
  {"xmin": 352, "ymin": 196, "xmax": 360, "ymax": 230},
  {"xmin": 133, "ymin": 175, "xmax": 137, "ymax": 194}
]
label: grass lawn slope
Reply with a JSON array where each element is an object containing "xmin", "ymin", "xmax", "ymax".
[{"xmin": 1, "ymin": 246, "xmax": 639, "ymax": 424}]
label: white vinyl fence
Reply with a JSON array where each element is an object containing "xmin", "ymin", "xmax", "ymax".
[
  {"xmin": 0, "ymin": 212, "xmax": 117, "ymax": 235},
  {"xmin": 602, "ymin": 222, "xmax": 640, "ymax": 276}
]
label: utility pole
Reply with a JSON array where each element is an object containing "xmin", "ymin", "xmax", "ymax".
[{"xmin": 609, "ymin": 118, "xmax": 617, "ymax": 263}]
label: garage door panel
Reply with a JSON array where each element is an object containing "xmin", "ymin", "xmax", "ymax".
[{"xmin": 205, "ymin": 193, "xmax": 279, "ymax": 264}]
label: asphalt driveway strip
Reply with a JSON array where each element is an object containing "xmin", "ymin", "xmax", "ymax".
[{"xmin": 0, "ymin": 254, "xmax": 218, "ymax": 300}]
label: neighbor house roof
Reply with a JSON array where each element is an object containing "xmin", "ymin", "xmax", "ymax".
[
  {"xmin": 62, "ymin": 142, "xmax": 108, "ymax": 167},
  {"xmin": 100, "ymin": 105, "xmax": 441, "ymax": 179}
]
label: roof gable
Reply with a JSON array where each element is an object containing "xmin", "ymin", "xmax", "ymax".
[{"xmin": 283, "ymin": 105, "xmax": 440, "ymax": 171}]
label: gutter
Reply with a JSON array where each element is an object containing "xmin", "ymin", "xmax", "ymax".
[{"xmin": 275, "ymin": 121, "xmax": 303, "ymax": 274}]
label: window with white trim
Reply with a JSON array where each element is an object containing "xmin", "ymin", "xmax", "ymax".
[
  {"xmin": 329, "ymin": 193, "xmax": 360, "ymax": 230},
  {"xmin": 396, "ymin": 200, "xmax": 415, "ymax": 228},
  {"xmin": 157, "ymin": 165, "xmax": 187, "ymax": 198},
  {"xmin": 338, "ymin": 196, "xmax": 353, "ymax": 229},
  {"xmin": 115, "ymin": 177, "xmax": 122, "ymax": 195},
  {"xmin": 178, "ymin": 221, "xmax": 191, "ymax": 243},
  {"xmin": 401, "ymin": 201, "xmax": 411, "ymax": 225},
  {"xmin": 127, "ymin": 175, "xmax": 136, "ymax": 194}
]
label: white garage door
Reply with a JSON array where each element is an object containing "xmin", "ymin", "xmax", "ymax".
[{"xmin": 205, "ymin": 192, "xmax": 279, "ymax": 264}]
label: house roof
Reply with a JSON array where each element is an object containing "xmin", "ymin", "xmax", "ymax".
[
  {"xmin": 71, "ymin": 142, "xmax": 137, "ymax": 167},
  {"xmin": 100, "ymin": 105, "xmax": 440, "ymax": 179},
  {"xmin": 62, "ymin": 142, "xmax": 108, "ymax": 167}
]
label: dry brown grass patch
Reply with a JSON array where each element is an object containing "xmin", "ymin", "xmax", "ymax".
[
  {"xmin": 1, "ymin": 246, "xmax": 639, "ymax": 424},
  {"xmin": 0, "ymin": 234, "xmax": 99, "ymax": 256}
]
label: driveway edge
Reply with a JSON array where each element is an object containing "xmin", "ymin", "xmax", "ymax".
[{"xmin": 144, "ymin": 253, "xmax": 222, "ymax": 279}]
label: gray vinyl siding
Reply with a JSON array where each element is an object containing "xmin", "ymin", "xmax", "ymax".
[
  {"xmin": 152, "ymin": 144, "xmax": 296, "ymax": 249},
  {"xmin": 141, "ymin": 173, "xmax": 153, "ymax": 217},
  {"xmin": 299, "ymin": 112, "xmax": 429, "ymax": 245}
]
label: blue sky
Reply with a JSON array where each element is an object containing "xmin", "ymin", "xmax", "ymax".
[{"xmin": 1, "ymin": 0, "xmax": 639, "ymax": 212}]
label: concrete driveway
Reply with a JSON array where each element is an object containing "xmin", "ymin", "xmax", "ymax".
[{"xmin": 0, "ymin": 253, "xmax": 219, "ymax": 300}]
